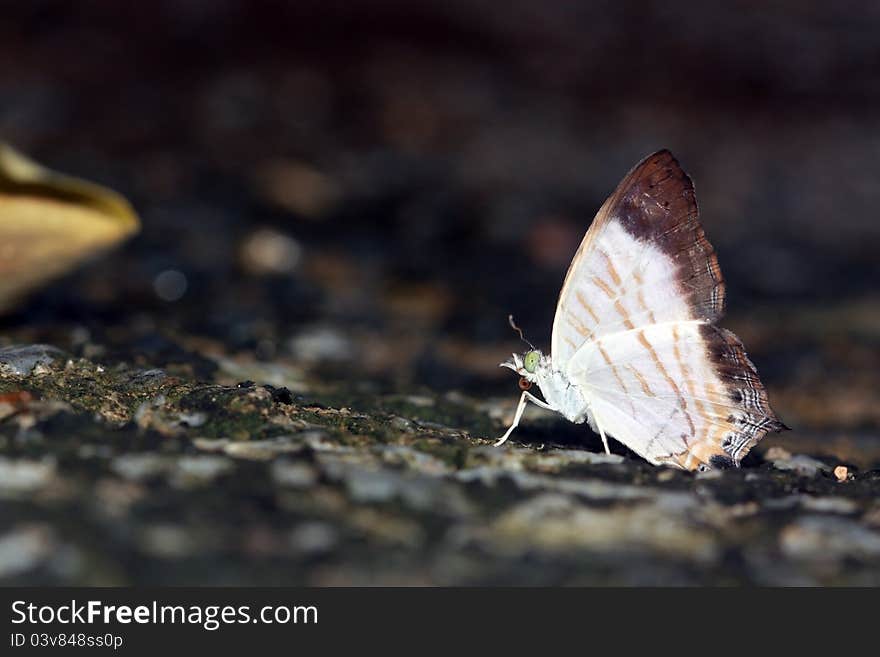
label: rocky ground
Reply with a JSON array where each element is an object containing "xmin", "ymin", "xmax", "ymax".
[
  {"xmin": 1, "ymin": 2, "xmax": 879, "ymax": 585},
  {"xmin": 1, "ymin": 339, "xmax": 878, "ymax": 586}
]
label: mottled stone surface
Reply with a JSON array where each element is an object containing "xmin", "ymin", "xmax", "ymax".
[{"xmin": 1, "ymin": 347, "xmax": 878, "ymax": 586}]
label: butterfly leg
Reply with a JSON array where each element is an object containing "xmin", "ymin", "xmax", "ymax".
[
  {"xmin": 594, "ymin": 415, "xmax": 611, "ymax": 455},
  {"xmin": 584, "ymin": 397, "xmax": 612, "ymax": 455},
  {"xmin": 597, "ymin": 426, "xmax": 611, "ymax": 455},
  {"xmin": 494, "ymin": 391, "xmax": 555, "ymax": 447}
]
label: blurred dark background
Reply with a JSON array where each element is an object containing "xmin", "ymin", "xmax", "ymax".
[{"xmin": 1, "ymin": 0, "xmax": 878, "ymax": 458}]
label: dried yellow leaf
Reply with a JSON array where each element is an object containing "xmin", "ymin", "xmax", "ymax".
[{"xmin": 0, "ymin": 143, "xmax": 139, "ymax": 312}]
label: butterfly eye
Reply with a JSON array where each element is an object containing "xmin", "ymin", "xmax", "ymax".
[
  {"xmin": 518, "ymin": 377, "xmax": 532, "ymax": 391},
  {"xmin": 523, "ymin": 350, "xmax": 540, "ymax": 373}
]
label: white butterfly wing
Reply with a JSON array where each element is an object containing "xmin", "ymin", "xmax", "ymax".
[
  {"xmin": 550, "ymin": 151, "xmax": 782, "ymax": 469},
  {"xmin": 568, "ymin": 320, "xmax": 782, "ymax": 468},
  {"xmin": 551, "ymin": 150, "xmax": 723, "ymax": 365}
]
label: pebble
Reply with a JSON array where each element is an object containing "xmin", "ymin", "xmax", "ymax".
[
  {"xmin": 800, "ymin": 496, "xmax": 859, "ymax": 514},
  {"xmin": 128, "ymin": 369, "xmax": 167, "ymax": 386},
  {"xmin": 111, "ymin": 453, "xmax": 167, "ymax": 481},
  {"xmin": 780, "ymin": 516, "xmax": 880, "ymax": 560},
  {"xmin": 0, "ymin": 525, "xmax": 54, "ymax": 577},
  {"xmin": 0, "ymin": 457, "xmax": 56, "ymax": 493},
  {"xmin": 271, "ymin": 460, "xmax": 318, "ymax": 488},
  {"xmin": 289, "ymin": 522, "xmax": 338, "ymax": 554},
  {"xmin": 347, "ymin": 508, "xmax": 425, "ymax": 548},
  {"xmin": 378, "ymin": 445, "xmax": 451, "ymax": 475},
  {"xmin": 240, "ymin": 227, "xmax": 303, "ymax": 275},
  {"xmin": 486, "ymin": 493, "xmax": 719, "ymax": 564},
  {"xmin": 173, "ymin": 455, "xmax": 234, "ymax": 484},
  {"xmin": 77, "ymin": 444, "xmax": 114, "ymax": 459},
  {"xmin": 319, "ymin": 455, "xmax": 472, "ymax": 515},
  {"xmin": 193, "ymin": 438, "xmax": 230, "ymax": 452},
  {"xmin": 288, "ymin": 327, "xmax": 353, "ymax": 364},
  {"xmin": 177, "ymin": 412, "xmax": 208, "ymax": 428},
  {"xmin": 0, "ymin": 344, "xmax": 64, "ymax": 376},
  {"xmin": 223, "ymin": 438, "xmax": 304, "ymax": 460},
  {"xmin": 93, "ymin": 478, "xmax": 147, "ymax": 518},
  {"xmin": 771, "ymin": 454, "xmax": 830, "ymax": 476},
  {"xmin": 388, "ymin": 415, "xmax": 417, "ymax": 433},
  {"xmin": 140, "ymin": 524, "xmax": 198, "ymax": 559},
  {"xmin": 402, "ymin": 395, "xmax": 435, "ymax": 408},
  {"xmin": 298, "ymin": 430, "xmax": 348, "ymax": 452},
  {"xmin": 340, "ymin": 466, "xmax": 399, "ymax": 503}
]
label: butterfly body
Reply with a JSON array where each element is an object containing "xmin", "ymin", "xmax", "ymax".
[
  {"xmin": 506, "ymin": 352, "xmax": 594, "ymax": 425},
  {"xmin": 497, "ymin": 150, "xmax": 785, "ymax": 471}
]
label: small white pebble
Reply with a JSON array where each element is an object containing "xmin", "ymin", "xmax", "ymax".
[{"xmin": 240, "ymin": 228, "xmax": 303, "ymax": 275}]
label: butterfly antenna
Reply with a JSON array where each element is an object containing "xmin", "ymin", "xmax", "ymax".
[{"xmin": 508, "ymin": 315, "xmax": 535, "ymax": 350}]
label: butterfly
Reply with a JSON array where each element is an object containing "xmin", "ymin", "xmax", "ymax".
[{"xmin": 497, "ymin": 150, "xmax": 786, "ymax": 471}]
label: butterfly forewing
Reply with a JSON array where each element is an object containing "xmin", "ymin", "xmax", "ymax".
[
  {"xmin": 551, "ymin": 150, "xmax": 723, "ymax": 367},
  {"xmin": 550, "ymin": 150, "xmax": 781, "ymax": 469}
]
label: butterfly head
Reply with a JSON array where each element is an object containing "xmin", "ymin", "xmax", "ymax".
[
  {"xmin": 500, "ymin": 349, "xmax": 545, "ymax": 383},
  {"xmin": 502, "ymin": 316, "xmax": 548, "ymax": 384}
]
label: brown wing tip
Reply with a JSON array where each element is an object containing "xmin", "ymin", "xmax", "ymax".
[
  {"xmin": 616, "ymin": 150, "xmax": 695, "ymax": 215},
  {"xmin": 632, "ymin": 149, "xmax": 683, "ymax": 175},
  {"xmin": 621, "ymin": 149, "xmax": 681, "ymax": 183},
  {"xmin": 642, "ymin": 148, "xmax": 675, "ymax": 163}
]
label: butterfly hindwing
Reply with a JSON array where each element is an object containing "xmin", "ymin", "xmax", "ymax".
[{"xmin": 567, "ymin": 320, "xmax": 784, "ymax": 469}]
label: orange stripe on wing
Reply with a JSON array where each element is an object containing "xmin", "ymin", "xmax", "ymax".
[
  {"xmin": 672, "ymin": 324, "xmax": 710, "ymax": 443},
  {"xmin": 575, "ymin": 291, "xmax": 600, "ymax": 325},
  {"xmin": 599, "ymin": 250, "xmax": 622, "ymax": 286},
  {"xmin": 565, "ymin": 309, "xmax": 593, "ymax": 338},
  {"xmin": 597, "ymin": 341, "xmax": 636, "ymax": 418},
  {"xmin": 614, "ymin": 300, "xmax": 634, "ymax": 330},
  {"xmin": 637, "ymin": 329, "xmax": 695, "ymax": 438},
  {"xmin": 636, "ymin": 289, "xmax": 657, "ymax": 324},
  {"xmin": 591, "ymin": 276, "xmax": 615, "ymax": 299},
  {"xmin": 626, "ymin": 365, "xmax": 656, "ymax": 397},
  {"xmin": 597, "ymin": 343, "xmax": 628, "ymax": 394}
]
